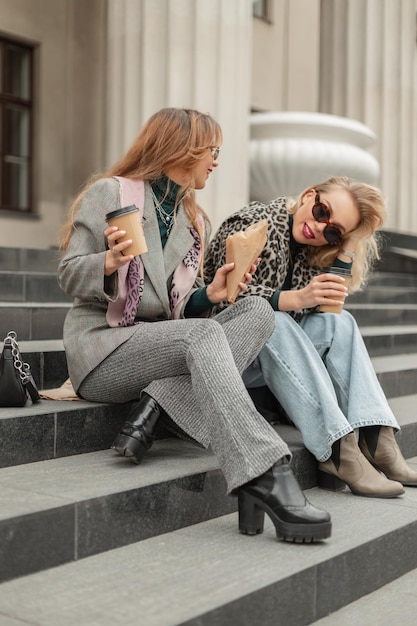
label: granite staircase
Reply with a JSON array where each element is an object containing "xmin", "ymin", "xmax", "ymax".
[{"xmin": 0, "ymin": 244, "xmax": 417, "ymax": 626}]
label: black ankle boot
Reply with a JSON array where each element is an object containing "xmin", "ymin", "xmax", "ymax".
[
  {"xmin": 111, "ymin": 393, "xmax": 162, "ymax": 464},
  {"xmin": 238, "ymin": 460, "xmax": 332, "ymax": 543}
]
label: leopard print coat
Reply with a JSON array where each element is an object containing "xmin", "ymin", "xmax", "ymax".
[{"xmin": 204, "ymin": 196, "xmax": 321, "ymax": 321}]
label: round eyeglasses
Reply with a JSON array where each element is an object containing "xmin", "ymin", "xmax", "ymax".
[{"xmin": 312, "ymin": 192, "xmax": 343, "ymax": 246}]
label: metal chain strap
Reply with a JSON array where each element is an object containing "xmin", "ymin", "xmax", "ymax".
[{"xmin": 5, "ymin": 331, "xmax": 30, "ymax": 384}]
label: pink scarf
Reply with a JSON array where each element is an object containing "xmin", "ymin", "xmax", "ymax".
[{"xmin": 106, "ymin": 177, "xmax": 202, "ymax": 327}]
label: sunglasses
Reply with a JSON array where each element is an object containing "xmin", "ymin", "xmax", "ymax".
[
  {"xmin": 312, "ymin": 192, "xmax": 343, "ymax": 245},
  {"xmin": 210, "ymin": 147, "xmax": 221, "ymax": 160}
]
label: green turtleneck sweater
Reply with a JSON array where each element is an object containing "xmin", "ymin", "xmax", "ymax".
[{"xmin": 150, "ymin": 176, "xmax": 212, "ymax": 317}]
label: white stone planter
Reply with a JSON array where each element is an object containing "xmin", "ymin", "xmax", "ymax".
[{"xmin": 249, "ymin": 111, "xmax": 380, "ymax": 203}]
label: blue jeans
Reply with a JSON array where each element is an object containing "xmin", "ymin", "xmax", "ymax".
[{"xmin": 242, "ymin": 310, "xmax": 399, "ymax": 462}]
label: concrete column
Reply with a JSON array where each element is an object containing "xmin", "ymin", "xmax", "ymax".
[
  {"xmin": 251, "ymin": 0, "xmax": 321, "ymax": 113},
  {"xmin": 319, "ymin": 0, "xmax": 417, "ymax": 233},
  {"xmin": 106, "ymin": 0, "xmax": 253, "ymax": 231}
]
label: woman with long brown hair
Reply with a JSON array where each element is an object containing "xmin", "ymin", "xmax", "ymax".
[{"xmin": 58, "ymin": 108, "xmax": 331, "ymax": 543}]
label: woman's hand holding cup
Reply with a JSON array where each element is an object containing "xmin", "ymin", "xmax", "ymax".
[
  {"xmin": 317, "ymin": 269, "xmax": 351, "ymax": 313},
  {"xmin": 104, "ymin": 204, "xmax": 148, "ymax": 276},
  {"xmin": 296, "ymin": 271, "xmax": 349, "ymax": 312},
  {"xmin": 104, "ymin": 226, "xmax": 134, "ymax": 276}
]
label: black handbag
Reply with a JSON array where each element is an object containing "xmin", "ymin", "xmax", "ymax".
[{"xmin": 0, "ymin": 331, "xmax": 40, "ymax": 407}]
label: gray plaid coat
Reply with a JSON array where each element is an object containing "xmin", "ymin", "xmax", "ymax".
[{"xmin": 58, "ymin": 177, "xmax": 205, "ymax": 391}]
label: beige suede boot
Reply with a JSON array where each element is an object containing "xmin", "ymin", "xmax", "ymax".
[
  {"xmin": 318, "ymin": 433, "xmax": 404, "ymax": 498},
  {"xmin": 359, "ymin": 426, "xmax": 417, "ymax": 486}
]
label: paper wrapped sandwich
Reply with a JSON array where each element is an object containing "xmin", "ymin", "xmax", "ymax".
[{"xmin": 225, "ymin": 219, "xmax": 268, "ymax": 304}]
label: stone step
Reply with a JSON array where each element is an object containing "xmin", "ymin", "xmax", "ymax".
[
  {"xmin": 2, "ymin": 269, "xmax": 417, "ymax": 307},
  {"xmin": 0, "ymin": 470, "xmax": 417, "ymax": 625},
  {"xmin": 0, "ymin": 270, "xmax": 415, "ymax": 340},
  {"xmin": 0, "ymin": 395, "xmax": 316, "ymax": 470},
  {"xmin": 387, "ymin": 394, "xmax": 417, "ymax": 458},
  {"xmin": 0, "ymin": 399, "xmax": 129, "ymax": 469},
  {"xmin": 366, "ymin": 271, "xmax": 417, "ymax": 287},
  {"xmin": 360, "ymin": 324, "xmax": 417, "ymax": 356},
  {"xmin": 0, "ymin": 441, "xmax": 236, "ymax": 584},
  {"xmin": 350, "ymin": 286, "xmax": 417, "ymax": 305},
  {"xmin": 19, "ymin": 339, "xmax": 68, "ymax": 389},
  {"xmin": 12, "ymin": 323, "xmax": 417, "ymax": 387},
  {"xmin": 1, "ymin": 254, "xmax": 416, "ymax": 622},
  {"xmin": 370, "ymin": 353, "xmax": 417, "ymax": 398},
  {"xmin": 6, "ymin": 321, "xmax": 417, "ymax": 392},
  {"xmin": 0, "ymin": 270, "xmax": 71, "ymax": 303},
  {"xmin": 1, "ymin": 352, "xmax": 416, "ymax": 471},
  {"xmin": 313, "ymin": 565, "xmax": 417, "ymax": 625},
  {"xmin": 0, "ymin": 247, "xmax": 60, "ymax": 273},
  {"xmin": 0, "ymin": 339, "xmax": 68, "ymax": 391},
  {"xmin": 0, "ymin": 428, "xmax": 313, "ymax": 585},
  {"xmin": 0, "ymin": 302, "xmax": 70, "ymax": 340},
  {"xmin": 346, "ymin": 302, "xmax": 417, "ymax": 326},
  {"xmin": 378, "ymin": 249, "xmax": 417, "ymax": 275},
  {"xmin": 0, "ymin": 397, "xmax": 416, "ymax": 585}
]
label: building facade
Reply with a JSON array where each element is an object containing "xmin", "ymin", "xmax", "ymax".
[{"xmin": 0, "ymin": 0, "xmax": 416, "ymax": 249}]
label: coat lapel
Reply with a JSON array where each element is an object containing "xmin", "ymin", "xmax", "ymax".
[
  {"xmin": 141, "ymin": 184, "xmax": 196, "ymax": 317},
  {"xmin": 141, "ymin": 185, "xmax": 171, "ymax": 314},
  {"xmin": 163, "ymin": 208, "xmax": 195, "ymax": 277}
]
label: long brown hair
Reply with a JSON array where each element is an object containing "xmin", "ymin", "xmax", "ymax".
[
  {"xmin": 288, "ymin": 176, "xmax": 386, "ymax": 291},
  {"xmin": 60, "ymin": 108, "xmax": 223, "ymax": 269}
]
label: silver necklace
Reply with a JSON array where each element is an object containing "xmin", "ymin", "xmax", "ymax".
[{"xmin": 151, "ymin": 188, "xmax": 175, "ymax": 235}]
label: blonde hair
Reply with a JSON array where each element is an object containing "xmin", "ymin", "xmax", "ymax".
[
  {"xmin": 288, "ymin": 176, "xmax": 386, "ymax": 292},
  {"xmin": 60, "ymin": 108, "xmax": 223, "ymax": 271}
]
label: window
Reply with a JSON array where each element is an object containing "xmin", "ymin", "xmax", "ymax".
[
  {"xmin": 0, "ymin": 37, "xmax": 34, "ymax": 213},
  {"xmin": 253, "ymin": 0, "xmax": 272, "ymax": 22}
]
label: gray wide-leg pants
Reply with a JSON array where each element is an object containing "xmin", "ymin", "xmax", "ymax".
[{"xmin": 80, "ymin": 296, "xmax": 291, "ymax": 492}]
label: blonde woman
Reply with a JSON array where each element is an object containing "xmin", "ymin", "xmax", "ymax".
[
  {"xmin": 205, "ymin": 176, "xmax": 417, "ymax": 498},
  {"xmin": 58, "ymin": 108, "xmax": 331, "ymax": 543}
]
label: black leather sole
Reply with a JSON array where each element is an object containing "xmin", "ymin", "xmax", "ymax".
[
  {"xmin": 111, "ymin": 433, "xmax": 150, "ymax": 464},
  {"xmin": 238, "ymin": 491, "xmax": 332, "ymax": 543}
]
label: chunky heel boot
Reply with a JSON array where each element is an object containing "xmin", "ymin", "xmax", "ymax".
[
  {"xmin": 316, "ymin": 468, "xmax": 345, "ymax": 492},
  {"xmin": 318, "ymin": 433, "xmax": 405, "ymax": 498},
  {"xmin": 238, "ymin": 491, "xmax": 266, "ymax": 535},
  {"xmin": 111, "ymin": 393, "xmax": 162, "ymax": 464},
  {"xmin": 238, "ymin": 460, "xmax": 332, "ymax": 543},
  {"xmin": 359, "ymin": 426, "xmax": 417, "ymax": 486}
]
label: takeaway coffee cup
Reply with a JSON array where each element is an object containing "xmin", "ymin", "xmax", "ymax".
[
  {"xmin": 105, "ymin": 205, "xmax": 147, "ymax": 256},
  {"xmin": 318, "ymin": 267, "xmax": 352, "ymax": 314}
]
